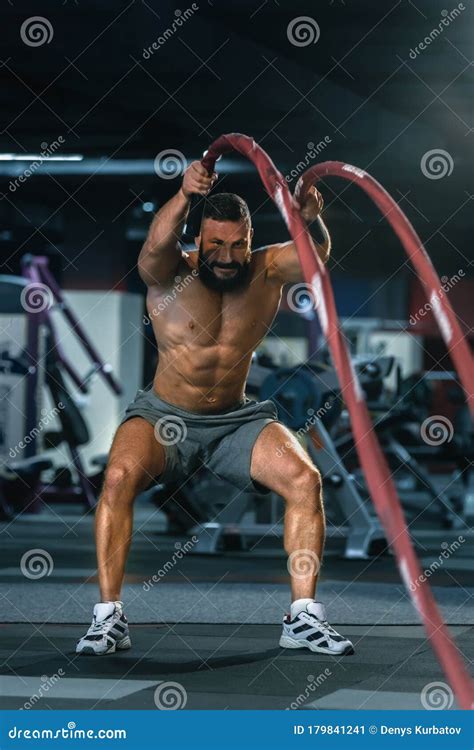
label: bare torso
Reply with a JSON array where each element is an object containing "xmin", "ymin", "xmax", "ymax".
[{"xmin": 147, "ymin": 249, "xmax": 282, "ymax": 413}]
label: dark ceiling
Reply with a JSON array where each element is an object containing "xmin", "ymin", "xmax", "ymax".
[{"xmin": 0, "ymin": 0, "xmax": 472, "ymax": 283}]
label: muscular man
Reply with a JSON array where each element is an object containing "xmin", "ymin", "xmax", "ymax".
[{"xmin": 76, "ymin": 162, "xmax": 353, "ymax": 657}]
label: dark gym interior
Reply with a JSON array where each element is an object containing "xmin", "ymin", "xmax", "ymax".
[{"xmin": 0, "ymin": 0, "xmax": 473, "ymax": 714}]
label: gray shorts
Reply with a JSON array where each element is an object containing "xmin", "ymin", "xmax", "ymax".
[{"xmin": 120, "ymin": 389, "xmax": 279, "ymax": 494}]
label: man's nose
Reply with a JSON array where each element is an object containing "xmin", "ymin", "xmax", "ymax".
[{"xmin": 218, "ymin": 247, "xmax": 233, "ymax": 263}]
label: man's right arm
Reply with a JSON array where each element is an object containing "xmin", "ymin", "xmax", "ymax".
[{"xmin": 138, "ymin": 161, "xmax": 216, "ymax": 286}]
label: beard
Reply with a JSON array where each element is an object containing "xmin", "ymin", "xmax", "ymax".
[{"xmin": 197, "ymin": 242, "xmax": 251, "ymax": 292}]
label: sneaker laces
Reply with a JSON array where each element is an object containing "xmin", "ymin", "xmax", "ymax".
[
  {"xmin": 306, "ymin": 613, "xmax": 336, "ymax": 635},
  {"xmin": 86, "ymin": 615, "xmax": 114, "ymax": 637}
]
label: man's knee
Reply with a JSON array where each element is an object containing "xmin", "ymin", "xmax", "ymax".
[
  {"xmin": 285, "ymin": 464, "xmax": 323, "ymax": 509},
  {"xmin": 103, "ymin": 459, "xmax": 145, "ymax": 496}
]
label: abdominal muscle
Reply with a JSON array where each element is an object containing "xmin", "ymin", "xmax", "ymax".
[{"xmin": 152, "ymin": 343, "xmax": 255, "ymax": 413}]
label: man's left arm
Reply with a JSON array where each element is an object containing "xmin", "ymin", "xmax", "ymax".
[{"xmin": 264, "ymin": 187, "xmax": 331, "ymax": 283}]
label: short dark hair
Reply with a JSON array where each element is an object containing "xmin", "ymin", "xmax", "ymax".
[{"xmin": 201, "ymin": 192, "xmax": 251, "ymax": 227}]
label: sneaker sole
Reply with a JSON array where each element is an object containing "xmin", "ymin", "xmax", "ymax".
[
  {"xmin": 279, "ymin": 634, "xmax": 354, "ymax": 655},
  {"xmin": 76, "ymin": 635, "xmax": 132, "ymax": 656}
]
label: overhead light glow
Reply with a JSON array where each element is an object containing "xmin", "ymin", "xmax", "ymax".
[{"xmin": 0, "ymin": 154, "xmax": 83, "ymax": 161}]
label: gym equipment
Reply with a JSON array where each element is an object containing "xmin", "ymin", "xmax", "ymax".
[
  {"xmin": 395, "ymin": 373, "xmax": 473, "ymax": 525},
  {"xmin": 331, "ymin": 367, "xmax": 473, "ymax": 529},
  {"xmin": 0, "ymin": 256, "xmax": 122, "ymax": 514},
  {"xmin": 259, "ymin": 367, "xmax": 321, "ymax": 431}
]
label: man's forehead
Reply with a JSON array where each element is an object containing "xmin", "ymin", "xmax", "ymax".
[{"xmin": 201, "ymin": 218, "xmax": 251, "ymax": 237}]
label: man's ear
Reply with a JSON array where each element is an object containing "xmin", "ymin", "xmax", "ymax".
[{"xmin": 194, "ymin": 234, "xmax": 201, "ymax": 251}]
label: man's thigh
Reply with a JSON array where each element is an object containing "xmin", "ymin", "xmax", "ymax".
[
  {"xmin": 250, "ymin": 422, "xmax": 318, "ymax": 496},
  {"xmin": 106, "ymin": 417, "xmax": 166, "ymax": 492}
]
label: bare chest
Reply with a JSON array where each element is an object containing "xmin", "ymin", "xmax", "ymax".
[{"xmin": 147, "ymin": 262, "xmax": 281, "ymax": 349}]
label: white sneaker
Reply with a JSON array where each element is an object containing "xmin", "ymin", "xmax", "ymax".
[
  {"xmin": 279, "ymin": 600, "xmax": 354, "ymax": 655},
  {"xmin": 76, "ymin": 601, "xmax": 131, "ymax": 655}
]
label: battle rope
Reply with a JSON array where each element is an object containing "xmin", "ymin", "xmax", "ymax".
[
  {"xmin": 201, "ymin": 133, "xmax": 473, "ymax": 709},
  {"xmin": 295, "ymin": 162, "xmax": 473, "ymax": 416}
]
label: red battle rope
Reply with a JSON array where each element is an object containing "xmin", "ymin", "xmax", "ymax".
[
  {"xmin": 295, "ymin": 162, "xmax": 474, "ymax": 417},
  {"xmin": 201, "ymin": 133, "xmax": 474, "ymax": 709}
]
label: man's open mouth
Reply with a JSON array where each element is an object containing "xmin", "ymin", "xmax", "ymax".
[{"xmin": 213, "ymin": 266, "xmax": 238, "ymax": 275}]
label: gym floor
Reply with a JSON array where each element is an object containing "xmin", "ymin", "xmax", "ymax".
[{"xmin": 1, "ymin": 500, "xmax": 472, "ymax": 710}]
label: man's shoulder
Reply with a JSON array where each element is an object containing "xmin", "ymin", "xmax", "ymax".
[
  {"xmin": 252, "ymin": 244, "xmax": 282, "ymax": 284},
  {"xmin": 251, "ymin": 244, "xmax": 272, "ymax": 269}
]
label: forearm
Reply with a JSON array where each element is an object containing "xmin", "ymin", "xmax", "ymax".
[
  {"xmin": 266, "ymin": 192, "xmax": 331, "ymax": 282},
  {"xmin": 308, "ymin": 215, "xmax": 331, "ymax": 264},
  {"xmin": 138, "ymin": 188, "xmax": 190, "ymax": 284}
]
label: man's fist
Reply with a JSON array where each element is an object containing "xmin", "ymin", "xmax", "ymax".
[
  {"xmin": 295, "ymin": 186, "xmax": 324, "ymax": 223},
  {"xmin": 181, "ymin": 161, "xmax": 217, "ymax": 199}
]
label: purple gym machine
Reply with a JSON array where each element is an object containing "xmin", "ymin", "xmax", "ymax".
[{"xmin": 0, "ymin": 254, "xmax": 122, "ymax": 514}]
